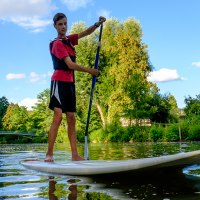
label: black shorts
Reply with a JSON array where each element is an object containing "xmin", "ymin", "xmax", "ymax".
[{"xmin": 49, "ymin": 80, "xmax": 76, "ymax": 113}]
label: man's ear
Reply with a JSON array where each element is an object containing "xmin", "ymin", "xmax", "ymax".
[{"xmin": 53, "ymin": 23, "xmax": 57, "ymax": 29}]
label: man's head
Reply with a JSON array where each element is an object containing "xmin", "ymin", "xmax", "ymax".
[
  {"xmin": 53, "ymin": 13, "xmax": 66, "ymax": 24},
  {"xmin": 53, "ymin": 13, "xmax": 67, "ymax": 37}
]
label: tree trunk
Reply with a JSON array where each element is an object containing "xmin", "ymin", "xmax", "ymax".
[{"xmin": 95, "ymin": 101, "xmax": 106, "ymax": 129}]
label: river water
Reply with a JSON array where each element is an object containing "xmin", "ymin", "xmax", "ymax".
[{"xmin": 1, "ymin": 142, "xmax": 200, "ymax": 200}]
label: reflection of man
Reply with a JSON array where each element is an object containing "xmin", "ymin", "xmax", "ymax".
[
  {"xmin": 48, "ymin": 177, "xmax": 77, "ymax": 200},
  {"xmin": 68, "ymin": 183, "xmax": 77, "ymax": 200},
  {"xmin": 48, "ymin": 177, "xmax": 58, "ymax": 200}
]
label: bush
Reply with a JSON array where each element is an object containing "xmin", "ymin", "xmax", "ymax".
[
  {"xmin": 89, "ymin": 129, "xmax": 105, "ymax": 143},
  {"xmin": 121, "ymin": 128, "xmax": 132, "ymax": 142},
  {"xmin": 164, "ymin": 124, "xmax": 179, "ymax": 142},
  {"xmin": 131, "ymin": 126, "xmax": 149, "ymax": 142},
  {"xmin": 179, "ymin": 121, "xmax": 190, "ymax": 140},
  {"xmin": 188, "ymin": 125, "xmax": 200, "ymax": 141},
  {"xmin": 149, "ymin": 126, "xmax": 164, "ymax": 142}
]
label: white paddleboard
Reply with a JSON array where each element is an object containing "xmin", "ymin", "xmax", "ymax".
[{"xmin": 21, "ymin": 150, "xmax": 200, "ymax": 175}]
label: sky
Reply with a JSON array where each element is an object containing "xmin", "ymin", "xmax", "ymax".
[{"xmin": 0, "ymin": 0, "xmax": 200, "ymax": 110}]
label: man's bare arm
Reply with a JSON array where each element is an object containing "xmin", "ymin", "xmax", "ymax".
[
  {"xmin": 78, "ymin": 16, "xmax": 106, "ymax": 39},
  {"xmin": 64, "ymin": 56, "xmax": 99, "ymax": 76}
]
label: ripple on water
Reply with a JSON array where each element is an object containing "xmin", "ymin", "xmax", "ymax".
[{"xmin": 183, "ymin": 164, "xmax": 200, "ymax": 177}]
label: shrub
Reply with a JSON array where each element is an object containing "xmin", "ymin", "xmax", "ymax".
[
  {"xmin": 164, "ymin": 124, "xmax": 179, "ymax": 142},
  {"xmin": 149, "ymin": 126, "xmax": 164, "ymax": 142},
  {"xmin": 89, "ymin": 129, "xmax": 105, "ymax": 143},
  {"xmin": 188, "ymin": 125, "xmax": 200, "ymax": 141},
  {"xmin": 179, "ymin": 121, "xmax": 190, "ymax": 140}
]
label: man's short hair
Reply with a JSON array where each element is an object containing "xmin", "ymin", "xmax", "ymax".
[{"xmin": 53, "ymin": 13, "xmax": 67, "ymax": 24}]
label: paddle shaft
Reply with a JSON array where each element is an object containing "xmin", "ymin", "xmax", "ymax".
[{"xmin": 84, "ymin": 24, "xmax": 103, "ymax": 160}]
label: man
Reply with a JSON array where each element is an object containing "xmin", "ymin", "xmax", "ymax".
[{"xmin": 45, "ymin": 13, "xmax": 106, "ymax": 162}]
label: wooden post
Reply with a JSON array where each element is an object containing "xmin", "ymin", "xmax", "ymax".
[{"xmin": 179, "ymin": 126, "xmax": 182, "ymax": 142}]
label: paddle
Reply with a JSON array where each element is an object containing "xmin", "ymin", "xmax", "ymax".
[{"xmin": 84, "ymin": 24, "xmax": 103, "ymax": 160}]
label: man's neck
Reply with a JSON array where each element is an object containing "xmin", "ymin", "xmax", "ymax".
[{"xmin": 58, "ymin": 34, "xmax": 66, "ymax": 38}]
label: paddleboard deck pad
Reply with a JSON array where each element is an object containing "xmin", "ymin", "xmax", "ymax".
[{"xmin": 21, "ymin": 150, "xmax": 200, "ymax": 175}]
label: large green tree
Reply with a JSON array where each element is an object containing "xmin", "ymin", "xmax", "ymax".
[
  {"xmin": 70, "ymin": 18, "xmax": 153, "ymax": 131},
  {"xmin": 0, "ymin": 96, "xmax": 9, "ymax": 129},
  {"xmin": 3, "ymin": 103, "xmax": 28, "ymax": 131}
]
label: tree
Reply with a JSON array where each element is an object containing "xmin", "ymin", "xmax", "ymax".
[
  {"xmin": 147, "ymin": 93, "xmax": 179, "ymax": 124},
  {"xmin": 30, "ymin": 89, "xmax": 52, "ymax": 134},
  {"xmin": 184, "ymin": 94, "xmax": 200, "ymax": 116},
  {"xmin": 2, "ymin": 103, "xmax": 28, "ymax": 131},
  {"xmin": 168, "ymin": 95, "xmax": 179, "ymax": 122},
  {"xmin": 0, "ymin": 96, "xmax": 9, "ymax": 129},
  {"xmin": 30, "ymin": 89, "xmax": 69, "ymax": 142},
  {"xmin": 123, "ymin": 72, "xmax": 153, "ymax": 123},
  {"xmin": 70, "ymin": 18, "xmax": 153, "ymax": 130}
]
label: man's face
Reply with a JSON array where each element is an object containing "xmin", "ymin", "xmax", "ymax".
[{"xmin": 54, "ymin": 17, "xmax": 67, "ymax": 37}]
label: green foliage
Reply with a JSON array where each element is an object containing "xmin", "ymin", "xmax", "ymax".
[
  {"xmin": 89, "ymin": 122, "xmax": 151, "ymax": 143},
  {"xmin": 2, "ymin": 103, "xmax": 29, "ymax": 131},
  {"xmin": 0, "ymin": 96, "xmax": 9, "ymax": 129},
  {"xmin": 149, "ymin": 126, "xmax": 164, "ymax": 142},
  {"xmin": 131, "ymin": 126, "xmax": 150, "ymax": 142},
  {"xmin": 184, "ymin": 94, "xmax": 200, "ymax": 116},
  {"xmin": 89, "ymin": 128, "xmax": 105, "ymax": 143},
  {"xmin": 30, "ymin": 89, "xmax": 52, "ymax": 135},
  {"xmin": 70, "ymin": 18, "xmax": 153, "ymax": 128},
  {"xmin": 188, "ymin": 125, "xmax": 200, "ymax": 141},
  {"xmin": 104, "ymin": 122, "xmax": 124, "ymax": 142},
  {"xmin": 147, "ymin": 93, "xmax": 179, "ymax": 124},
  {"xmin": 123, "ymin": 72, "xmax": 152, "ymax": 121},
  {"xmin": 163, "ymin": 124, "xmax": 179, "ymax": 142},
  {"xmin": 178, "ymin": 121, "xmax": 190, "ymax": 140}
]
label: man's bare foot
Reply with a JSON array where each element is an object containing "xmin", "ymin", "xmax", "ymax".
[
  {"xmin": 72, "ymin": 154, "xmax": 84, "ymax": 161},
  {"xmin": 44, "ymin": 155, "xmax": 54, "ymax": 162}
]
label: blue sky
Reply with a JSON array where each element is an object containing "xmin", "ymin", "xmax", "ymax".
[{"xmin": 0, "ymin": 0, "xmax": 200, "ymax": 109}]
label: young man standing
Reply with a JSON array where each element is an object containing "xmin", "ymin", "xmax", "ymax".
[{"xmin": 45, "ymin": 13, "xmax": 106, "ymax": 162}]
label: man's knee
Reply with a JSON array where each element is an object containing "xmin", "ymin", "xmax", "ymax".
[
  {"xmin": 66, "ymin": 112, "xmax": 76, "ymax": 124},
  {"xmin": 53, "ymin": 108, "xmax": 62, "ymax": 124}
]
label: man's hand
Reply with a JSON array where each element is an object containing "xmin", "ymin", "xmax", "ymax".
[
  {"xmin": 99, "ymin": 16, "xmax": 106, "ymax": 23},
  {"xmin": 89, "ymin": 68, "xmax": 99, "ymax": 76},
  {"xmin": 95, "ymin": 16, "xmax": 106, "ymax": 27}
]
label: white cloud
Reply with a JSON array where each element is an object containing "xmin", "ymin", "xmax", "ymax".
[
  {"xmin": 97, "ymin": 9, "xmax": 111, "ymax": 19},
  {"xmin": 60, "ymin": 0, "xmax": 92, "ymax": 11},
  {"xmin": 30, "ymin": 72, "xmax": 41, "ymax": 82},
  {"xmin": 6, "ymin": 73, "xmax": 26, "ymax": 80},
  {"xmin": 0, "ymin": 0, "xmax": 55, "ymax": 32},
  {"xmin": 147, "ymin": 68, "xmax": 184, "ymax": 83},
  {"xmin": 192, "ymin": 62, "xmax": 200, "ymax": 68},
  {"xmin": 29, "ymin": 71, "xmax": 52, "ymax": 82},
  {"xmin": 6, "ymin": 71, "xmax": 52, "ymax": 82},
  {"xmin": 18, "ymin": 98, "xmax": 39, "ymax": 110}
]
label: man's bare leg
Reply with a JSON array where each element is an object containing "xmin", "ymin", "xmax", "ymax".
[
  {"xmin": 45, "ymin": 108, "xmax": 62, "ymax": 162},
  {"xmin": 66, "ymin": 112, "xmax": 84, "ymax": 161}
]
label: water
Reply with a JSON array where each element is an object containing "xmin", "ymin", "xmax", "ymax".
[{"xmin": 1, "ymin": 142, "xmax": 200, "ymax": 200}]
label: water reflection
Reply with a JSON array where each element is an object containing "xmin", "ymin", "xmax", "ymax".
[
  {"xmin": 48, "ymin": 177, "xmax": 130, "ymax": 200},
  {"xmin": 1, "ymin": 142, "xmax": 200, "ymax": 199},
  {"xmin": 44, "ymin": 167, "xmax": 200, "ymax": 200},
  {"xmin": 67, "ymin": 180, "xmax": 77, "ymax": 200},
  {"xmin": 48, "ymin": 177, "xmax": 58, "ymax": 200},
  {"xmin": 48, "ymin": 177, "xmax": 78, "ymax": 200}
]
